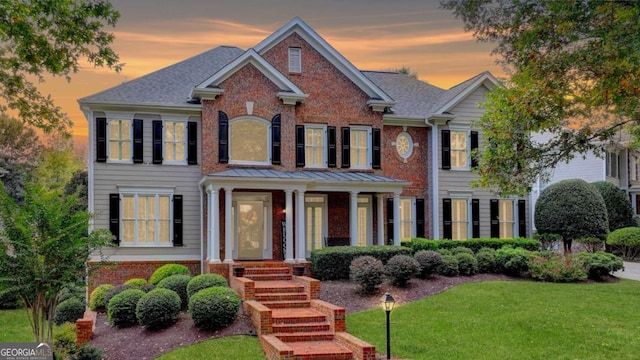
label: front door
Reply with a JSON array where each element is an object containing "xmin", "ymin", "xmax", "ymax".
[
  {"xmin": 305, "ymin": 195, "xmax": 327, "ymax": 257},
  {"xmin": 233, "ymin": 193, "xmax": 272, "ymax": 260}
]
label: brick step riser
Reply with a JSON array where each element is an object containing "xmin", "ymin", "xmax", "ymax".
[
  {"xmin": 262, "ymin": 301, "xmax": 310, "ymax": 309},
  {"xmin": 245, "ymin": 267, "xmax": 291, "ymax": 275},
  {"xmin": 274, "ymin": 332, "xmax": 335, "ymax": 342},
  {"xmin": 271, "ymin": 324, "xmax": 331, "ymax": 333},
  {"xmin": 254, "ymin": 286, "xmax": 304, "ymax": 294},
  {"xmin": 246, "ymin": 274, "xmax": 293, "ymax": 281},
  {"xmin": 273, "ymin": 316, "xmax": 327, "ymax": 324},
  {"xmin": 293, "ymin": 353, "xmax": 352, "ymax": 360},
  {"xmin": 255, "ymin": 293, "xmax": 308, "ymax": 302}
]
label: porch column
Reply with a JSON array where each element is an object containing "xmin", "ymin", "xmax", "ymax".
[
  {"xmin": 295, "ymin": 190, "xmax": 306, "ymax": 262},
  {"xmin": 377, "ymin": 194, "xmax": 384, "ymax": 245},
  {"xmin": 350, "ymin": 191, "xmax": 359, "ymax": 246},
  {"xmin": 393, "ymin": 192, "xmax": 401, "ymax": 246},
  {"xmin": 206, "ymin": 185, "xmax": 221, "ymax": 263},
  {"xmin": 223, "ymin": 187, "xmax": 234, "ymax": 263},
  {"xmin": 284, "ymin": 189, "xmax": 295, "ymax": 263}
]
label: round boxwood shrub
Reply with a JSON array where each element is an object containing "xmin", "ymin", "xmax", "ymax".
[
  {"xmin": 157, "ymin": 274, "xmax": 191, "ymax": 309},
  {"xmin": 476, "ymin": 248, "xmax": 497, "ymax": 273},
  {"xmin": 384, "ymin": 255, "xmax": 419, "ymax": 287},
  {"xmin": 591, "ymin": 181, "xmax": 635, "ymax": 231},
  {"xmin": 187, "ymin": 274, "xmax": 228, "ymax": 299},
  {"xmin": 607, "ymin": 227, "xmax": 640, "ymax": 260},
  {"xmin": 123, "ymin": 278, "xmax": 148, "ymax": 288},
  {"xmin": 103, "ymin": 285, "xmax": 134, "ymax": 311},
  {"xmin": 439, "ymin": 255, "xmax": 459, "ymax": 277},
  {"xmin": 58, "ymin": 284, "xmax": 85, "ymax": 304},
  {"xmin": 455, "ymin": 252, "xmax": 478, "ymax": 276},
  {"xmin": 107, "ymin": 289, "xmax": 145, "ymax": 328},
  {"xmin": 89, "ymin": 284, "xmax": 114, "ymax": 312},
  {"xmin": 53, "ymin": 322, "xmax": 77, "ymax": 359},
  {"xmin": 579, "ymin": 251, "xmax": 624, "ymax": 280},
  {"xmin": 495, "ymin": 246, "xmax": 531, "ymax": 277},
  {"xmin": 54, "ymin": 297, "xmax": 86, "ymax": 325},
  {"xmin": 450, "ymin": 247, "xmax": 475, "ymax": 256},
  {"xmin": 136, "ymin": 288, "xmax": 181, "ymax": 330},
  {"xmin": 189, "ymin": 287, "xmax": 240, "ymax": 331},
  {"xmin": 72, "ymin": 345, "xmax": 104, "ymax": 360},
  {"xmin": 149, "ymin": 264, "xmax": 191, "ymax": 285},
  {"xmin": 349, "ymin": 256, "xmax": 384, "ymax": 294},
  {"xmin": 414, "ymin": 250, "xmax": 443, "ymax": 278},
  {"xmin": 436, "ymin": 248, "xmax": 452, "ymax": 256}
]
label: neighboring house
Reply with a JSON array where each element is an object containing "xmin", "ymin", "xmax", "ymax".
[{"xmin": 79, "ymin": 17, "xmax": 529, "ymax": 285}]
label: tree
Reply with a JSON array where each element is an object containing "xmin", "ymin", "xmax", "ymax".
[
  {"xmin": 394, "ymin": 66, "xmax": 419, "ymax": 79},
  {"xmin": 535, "ymin": 179, "xmax": 609, "ymax": 254},
  {"xmin": 0, "ymin": 0, "xmax": 121, "ymax": 133},
  {"xmin": 591, "ymin": 181, "xmax": 635, "ymax": 232},
  {"xmin": 441, "ymin": 0, "xmax": 640, "ymax": 195},
  {"xmin": 33, "ymin": 133, "xmax": 83, "ymax": 192},
  {"xmin": 0, "ymin": 183, "xmax": 112, "ymax": 343}
]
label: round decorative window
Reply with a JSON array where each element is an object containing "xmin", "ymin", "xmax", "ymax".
[{"xmin": 396, "ymin": 132, "xmax": 413, "ymax": 159}]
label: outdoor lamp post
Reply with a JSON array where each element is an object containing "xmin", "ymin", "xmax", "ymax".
[{"xmin": 380, "ymin": 292, "xmax": 396, "ymax": 360}]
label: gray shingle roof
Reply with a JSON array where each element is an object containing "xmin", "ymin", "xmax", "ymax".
[
  {"xmin": 208, "ymin": 168, "xmax": 407, "ymax": 183},
  {"xmin": 430, "ymin": 71, "xmax": 491, "ymax": 113},
  {"xmin": 79, "ymin": 46, "xmax": 244, "ymax": 106}
]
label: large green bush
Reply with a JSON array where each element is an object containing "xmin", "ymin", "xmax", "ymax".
[
  {"xmin": 407, "ymin": 238, "xmax": 540, "ymax": 253},
  {"xmin": 311, "ymin": 246, "xmax": 411, "ymax": 280},
  {"xmin": 88, "ymin": 284, "xmax": 114, "ymax": 312},
  {"xmin": 607, "ymin": 227, "xmax": 640, "ymax": 260},
  {"xmin": 591, "ymin": 181, "xmax": 635, "ymax": 231},
  {"xmin": 476, "ymin": 248, "xmax": 497, "ymax": 273},
  {"xmin": 107, "ymin": 289, "xmax": 145, "ymax": 328},
  {"xmin": 414, "ymin": 250, "xmax": 444, "ymax": 278},
  {"xmin": 495, "ymin": 246, "xmax": 531, "ymax": 277},
  {"xmin": 54, "ymin": 298, "xmax": 85, "ymax": 325},
  {"xmin": 53, "ymin": 323, "xmax": 77, "ymax": 359},
  {"xmin": 439, "ymin": 255, "xmax": 459, "ymax": 277},
  {"xmin": 187, "ymin": 274, "xmax": 228, "ymax": 299},
  {"xmin": 579, "ymin": 251, "xmax": 624, "ymax": 280},
  {"xmin": 123, "ymin": 278, "xmax": 148, "ymax": 288},
  {"xmin": 103, "ymin": 285, "xmax": 134, "ymax": 311},
  {"xmin": 384, "ymin": 255, "xmax": 420, "ymax": 287},
  {"xmin": 527, "ymin": 252, "xmax": 587, "ymax": 282},
  {"xmin": 136, "ymin": 288, "xmax": 181, "ymax": 330},
  {"xmin": 157, "ymin": 274, "xmax": 192, "ymax": 309},
  {"xmin": 455, "ymin": 253, "xmax": 478, "ymax": 275},
  {"xmin": 149, "ymin": 264, "xmax": 191, "ymax": 285},
  {"xmin": 535, "ymin": 179, "xmax": 609, "ymax": 252},
  {"xmin": 349, "ymin": 256, "xmax": 384, "ymax": 294},
  {"xmin": 189, "ymin": 287, "xmax": 240, "ymax": 331}
]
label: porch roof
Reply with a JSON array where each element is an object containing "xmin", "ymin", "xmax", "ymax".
[{"xmin": 200, "ymin": 168, "xmax": 410, "ymax": 193}]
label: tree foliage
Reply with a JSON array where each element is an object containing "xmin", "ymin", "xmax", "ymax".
[
  {"xmin": 591, "ymin": 181, "xmax": 635, "ymax": 232},
  {"xmin": 0, "ymin": 0, "xmax": 121, "ymax": 133},
  {"xmin": 442, "ymin": 0, "xmax": 640, "ymax": 195}
]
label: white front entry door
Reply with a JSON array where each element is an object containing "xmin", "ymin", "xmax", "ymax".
[{"xmin": 233, "ymin": 193, "xmax": 272, "ymax": 260}]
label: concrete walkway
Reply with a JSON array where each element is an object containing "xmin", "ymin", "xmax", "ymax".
[{"xmin": 614, "ymin": 262, "xmax": 640, "ymax": 281}]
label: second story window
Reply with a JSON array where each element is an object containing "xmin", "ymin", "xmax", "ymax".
[
  {"xmin": 108, "ymin": 119, "xmax": 131, "ymax": 162},
  {"xmin": 230, "ymin": 118, "xmax": 270, "ymax": 165},
  {"xmin": 350, "ymin": 127, "xmax": 371, "ymax": 169},
  {"xmin": 289, "ymin": 47, "xmax": 301, "ymax": 73},
  {"xmin": 165, "ymin": 121, "xmax": 186, "ymax": 163},
  {"xmin": 305, "ymin": 125, "xmax": 326, "ymax": 167},
  {"xmin": 441, "ymin": 129, "xmax": 478, "ymax": 170},
  {"xmin": 450, "ymin": 131, "xmax": 468, "ymax": 168}
]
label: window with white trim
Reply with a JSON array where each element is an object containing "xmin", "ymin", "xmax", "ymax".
[
  {"xmin": 631, "ymin": 155, "xmax": 637, "ymax": 181},
  {"xmin": 350, "ymin": 126, "xmax": 371, "ymax": 169},
  {"xmin": 121, "ymin": 191, "xmax": 173, "ymax": 246},
  {"xmin": 451, "ymin": 131, "xmax": 468, "ymax": 169},
  {"xmin": 305, "ymin": 125, "xmax": 326, "ymax": 167},
  {"xmin": 399, "ymin": 198, "xmax": 415, "ymax": 240},
  {"xmin": 499, "ymin": 200, "xmax": 515, "ymax": 239},
  {"xmin": 230, "ymin": 118, "xmax": 270, "ymax": 164},
  {"xmin": 289, "ymin": 47, "xmax": 301, "ymax": 73},
  {"xmin": 452, "ymin": 198, "xmax": 468, "ymax": 240},
  {"xmin": 108, "ymin": 119, "xmax": 132, "ymax": 162},
  {"xmin": 164, "ymin": 121, "xmax": 186, "ymax": 163},
  {"xmin": 606, "ymin": 151, "xmax": 619, "ymax": 179}
]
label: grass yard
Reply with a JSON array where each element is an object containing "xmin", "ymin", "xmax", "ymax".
[
  {"xmin": 0, "ymin": 308, "xmax": 34, "ymax": 342},
  {"xmin": 156, "ymin": 335, "xmax": 263, "ymax": 360},
  {"xmin": 347, "ymin": 280, "xmax": 640, "ymax": 360}
]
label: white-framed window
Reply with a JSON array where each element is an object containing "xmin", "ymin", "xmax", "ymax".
[
  {"xmin": 399, "ymin": 198, "xmax": 416, "ymax": 240},
  {"xmin": 229, "ymin": 117, "xmax": 270, "ymax": 165},
  {"xmin": 350, "ymin": 126, "xmax": 371, "ymax": 169},
  {"xmin": 631, "ymin": 155, "xmax": 638, "ymax": 181},
  {"xmin": 108, "ymin": 119, "xmax": 132, "ymax": 162},
  {"xmin": 499, "ymin": 199, "xmax": 515, "ymax": 239},
  {"xmin": 305, "ymin": 125, "xmax": 327, "ymax": 168},
  {"xmin": 395, "ymin": 132, "xmax": 414, "ymax": 160},
  {"xmin": 452, "ymin": 198, "xmax": 469, "ymax": 240},
  {"xmin": 606, "ymin": 151, "xmax": 619, "ymax": 179},
  {"xmin": 451, "ymin": 130, "xmax": 468, "ymax": 169},
  {"xmin": 289, "ymin": 47, "xmax": 302, "ymax": 73},
  {"xmin": 120, "ymin": 189, "xmax": 173, "ymax": 247},
  {"xmin": 164, "ymin": 121, "xmax": 186, "ymax": 164}
]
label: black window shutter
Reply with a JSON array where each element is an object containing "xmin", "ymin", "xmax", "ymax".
[
  {"xmin": 472, "ymin": 199, "xmax": 480, "ymax": 238},
  {"xmin": 386, "ymin": 198, "xmax": 394, "ymax": 245},
  {"xmin": 152, "ymin": 120, "xmax": 163, "ymax": 164},
  {"xmin": 295, "ymin": 125, "xmax": 305, "ymax": 167},
  {"xmin": 416, "ymin": 198, "xmax": 425, "ymax": 238},
  {"xmin": 133, "ymin": 119, "xmax": 143, "ymax": 163},
  {"xmin": 372, "ymin": 128, "xmax": 381, "ymax": 169},
  {"xmin": 341, "ymin": 127, "xmax": 350, "ymax": 168},
  {"xmin": 470, "ymin": 131, "xmax": 479, "ymax": 168},
  {"xmin": 109, "ymin": 194, "xmax": 120, "ymax": 245},
  {"xmin": 219, "ymin": 111, "xmax": 229, "ymax": 163},
  {"xmin": 518, "ymin": 199, "xmax": 526, "ymax": 237},
  {"xmin": 96, "ymin": 117, "xmax": 107, "ymax": 162},
  {"xmin": 441, "ymin": 130, "xmax": 451, "ymax": 170},
  {"xmin": 271, "ymin": 114, "xmax": 281, "ymax": 165},
  {"xmin": 490, "ymin": 199, "xmax": 500, "ymax": 238},
  {"xmin": 173, "ymin": 195, "xmax": 183, "ymax": 246},
  {"xmin": 443, "ymin": 198, "xmax": 452, "ymax": 240},
  {"xmin": 327, "ymin": 126, "xmax": 337, "ymax": 168},
  {"xmin": 187, "ymin": 122, "xmax": 197, "ymax": 165}
]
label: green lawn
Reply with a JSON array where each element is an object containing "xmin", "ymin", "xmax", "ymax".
[
  {"xmin": 0, "ymin": 308, "xmax": 34, "ymax": 342},
  {"xmin": 156, "ymin": 335, "xmax": 263, "ymax": 360},
  {"xmin": 347, "ymin": 280, "xmax": 640, "ymax": 360}
]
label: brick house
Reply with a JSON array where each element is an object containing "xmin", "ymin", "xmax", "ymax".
[{"xmin": 79, "ymin": 17, "xmax": 528, "ymax": 285}]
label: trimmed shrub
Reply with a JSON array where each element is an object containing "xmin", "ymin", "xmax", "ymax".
[
  {"xmin": 414, "ymin": 250, "xmax": 443, "ymax": 278},
  {"xmin": 450, "ymin": 247, "xmax": 475, "ymax": 256},
  {"xmin": 607, "ymin": 227, "xmax": 640, "ymax": 260},
  {"xmin": 436, "ymin": 248, "xmax": 452, "ymax": 256},
  {"xmin": 0, "ymin": 283, "xmax": 21, "ymax": 309},
  {"xmin": 350, "ymin": 256, "xmax": 384, "ymax": 294},
  {"xmin": 136, "ymin": 288, "xmax": 181, "ymax": 330},
  {"xmin": 54, "ymin": 298, "xmax": 85, "ymax": 325},
  {"xmin": 439, "ymin": 255, "xmax": 459, "ymax": 277},
  {"xmin": 455, "ymin": 253, "xmax": 478, "ymax": 275},
  {"xmin": 88, "ymin": 284, "xmax": 114, "ymax": 312},
  {"xmin": 384, "ymin": 255, "xmax": 419, "ymax": 287},
  {"xmin": 104, "ymin": 285, "xmax": 134, "ymax": 311},
  {"xmin": 407, "ymin": 238, "xmax": 540, "ymax": 253},
  {"xmin": 53, "ymin": 322, "xmax": 76, "ymax": 359},
  {"xmin": 528, "ymin": 252, "xmax": 587, "ymax": 282},
  {"xmin": 575, "ymin": 236, "xmax": 604, "ymax": 253},
  {"xmin": 495, "ymin": 246, "xmax": 531, "ymax": 277},
  {"xmin": 187, "ymin": 274, "xmax": 228, "ymax": 299},
  {"xmin": 310, "ymin": 245, "xmax": 411, "ymax": 280},
  {"xmin": 579, "ymin": 251, "xmax": 624, "ymax": 280},
  {"xmin": 476, "ymin": 248, "xmax": 497, "ymax": 273},
  {"xmin": 592, "ymin": 181, "xmax": 635, "ymax": 231},
  {"xmin": 59, "ymin": 284, "xmax": 86, "ymax": 304},
  {"xmin": 71, "ymin": 346, "xmax": 103, "ymax": 360},
  {"xmin": 189, "ymin": 287, "xmax": 240, "ymax": 331},
  {"xmin": 123, "ymin": 278, "xmax": 148, "ymax": 288},
  {"xmin": 157, "ymin": 274, "xmax": 192, "ymax": 309},
  {"xmin": 149, "ymin": 264, "xmax": 191, "ymax": 285},
  {"xmin": 107, "ymin": 289, "xmax": 145, "ymax": 328}
]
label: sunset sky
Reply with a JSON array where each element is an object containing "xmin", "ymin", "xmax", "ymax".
[{"xmin": 38, "ymin": 0, "xmax": 504, "ymax": 145}]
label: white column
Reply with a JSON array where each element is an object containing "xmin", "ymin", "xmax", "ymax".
[
  {"xmin": 296, "ymin": 190, "xmax": 306, "ymax": 262},
  {"xmin": 350, "ymin": 191, "xmax": 359, "ymax": 246},
  {"xmin": 223, "ymin": 187, "xmax": 234, "ymax": 263},
  {"xmin": 377, "ymin": 194, "xmax": 384, "ymax": 246},
  {"xmin": 393, "ymin": 192, "xmax": 401, "ymax": 246},
  {"xmin": 207, "ymin": 185, "xmax": 221, "ymax": 262},
  {"xmin": 285, "ymin": 189, "xmax": 295, "ymax": 263}
]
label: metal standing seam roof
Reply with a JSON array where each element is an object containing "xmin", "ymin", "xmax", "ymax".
[{"xmin": 206, "ymin": 168, "xmax": 408, "ymax": 184}]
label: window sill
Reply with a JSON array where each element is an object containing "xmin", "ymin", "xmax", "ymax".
[
  {"xmin": 106, "ymin": 160, "xmax": 134, "ymax": 164},
  {"xmin": 118, "ymin": 244, "xmax": 174, "ymax": 248}
]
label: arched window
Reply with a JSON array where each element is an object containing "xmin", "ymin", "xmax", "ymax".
[{"xmin": 229, "ymin": 117, "xmax": 271, "ymax": 165}]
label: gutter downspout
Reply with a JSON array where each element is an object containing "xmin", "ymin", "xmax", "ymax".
[
  {"xmin": 431, "ymin": 123, "xmax": 439, "ymax": 240},
  {"xmin": 199, "ymin": 185, "xmax": 204, "ymax": 274}
]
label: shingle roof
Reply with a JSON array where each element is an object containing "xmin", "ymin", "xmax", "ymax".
[
  {"xmin": 208, "ymin": 168, "xmax": 407, "ymax": 184},
  {"xmin": 430, "ymin": 71, "xmax": 491, "ymax": 113},
  {"xmin": 79, "ymin": 46, "xmax": 244, "ymax": 106}
]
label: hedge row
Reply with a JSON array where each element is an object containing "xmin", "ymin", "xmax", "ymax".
[
  {"xmin": 403, "ymin": 238, "xmax": 540, "ymax": 253},
  {"xmin": 310, "ymin": 246, "xmax": 411, "ymax": 280}
]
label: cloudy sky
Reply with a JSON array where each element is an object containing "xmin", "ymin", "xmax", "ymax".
[{"xmin": 39, "ymin": 0, "xmax": 503, "ymax": 145}]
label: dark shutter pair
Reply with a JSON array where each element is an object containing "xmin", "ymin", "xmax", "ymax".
[
  {"xmin": 441, "ymin": 130, "xmax": 478, "ymax": 170},
  {"xmin": 341, "ymin": 127, "xmax": 381, "ymax": 169},
  {"xmin": 219, "ymin": 111, "xmax": 281, "ymax": 165},
  {"xmin": 490, "ymin": 199, "xmax": 527, "ymax": 238},
  {"xmin": 442, "ymin": 198, "xmax": 480, "ymax": 240},
  {"xmin": 109, "ymin": 194, "xmax": 183, "ymax": 246},
  {"xmin": 386, "ymin": 198, "xmax": 425, "ymax": 243},
  {"xmin": 295, "ymin": 125, "xmax": 338, "ymax": 168},
  {"xmin": 96, "ymin": 117, "xmax": 144, "ymax": 162},
  {"xmin": 154, "ymin": 121, "xmax": 198, "ymax": 165}
]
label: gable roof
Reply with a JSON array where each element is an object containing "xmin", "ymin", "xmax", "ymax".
[{"xmin": 431, "ymin": 71, "xmax": 499, "ymax": 115}]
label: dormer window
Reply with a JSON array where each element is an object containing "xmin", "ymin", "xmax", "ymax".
[{"xmin": 289, "ymin": 47, "xmax": 301, "ymax": 73}]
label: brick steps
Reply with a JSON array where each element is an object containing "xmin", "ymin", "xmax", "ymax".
[
  {"xmin": 262, "ymin": 300, "xmax": 310, "ymax": 309},
  {"xmin": 274, "ymin": 331, "xmax": 336, "ymax": 342},
  {"xmin": 287, "ymin": 340, "xmax": 354, "ymax": 360},
  {"xmin": 246, "ymin": 273, "xmax": 293, "ymax": 281},
  {"xmin": 256, "ymin": 292, "xmax": 309, "ymax": 302}
]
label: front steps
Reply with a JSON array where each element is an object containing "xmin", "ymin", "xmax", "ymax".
[{"xmin": 231, "ymin": 264, "xmax": 376, "ymax": 360}]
